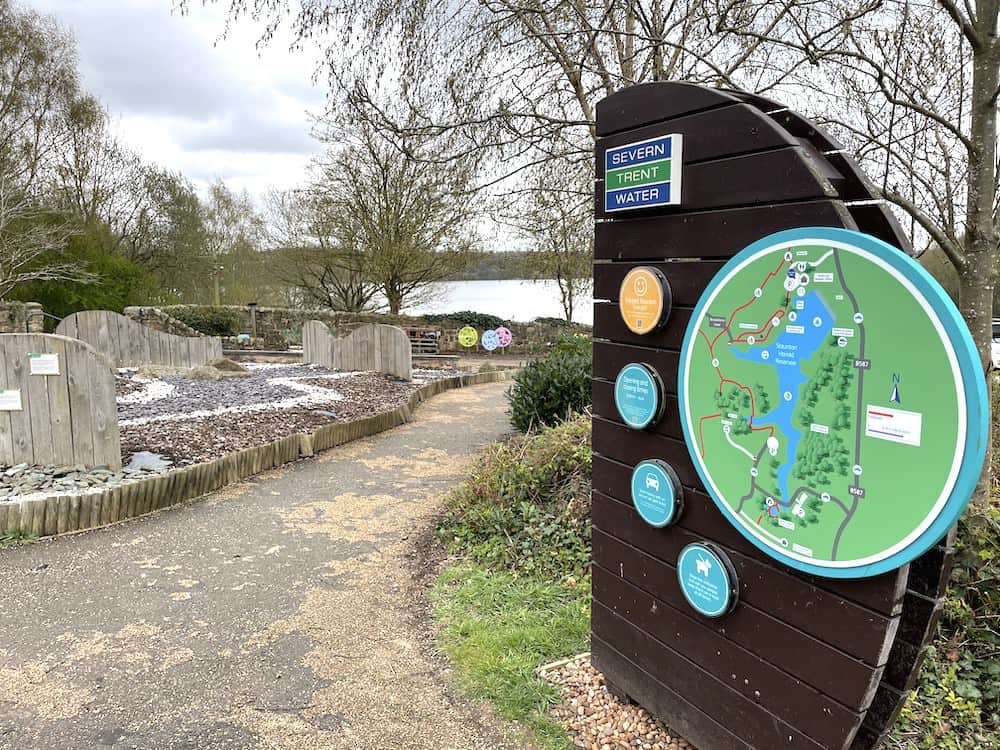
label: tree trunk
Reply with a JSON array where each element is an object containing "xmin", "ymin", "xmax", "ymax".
[{"xmin": 960, "ymin": 27, "xmax": 1000, "ymax": 512}]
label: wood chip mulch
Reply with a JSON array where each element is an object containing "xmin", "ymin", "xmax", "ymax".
[
  {"xmin": 120, "ymin": 409, "xmax": 335, "ymax": 467},
  {"xmin": 119, "ymin": 373, "xmax": 422, "ymax": 467},
  {"xmin": 540, "ymin": 654, "xmax": 694, "ymax": 750}
]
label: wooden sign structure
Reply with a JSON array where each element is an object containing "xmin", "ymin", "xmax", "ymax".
[{"xmin": 590, "ymin": 82, "xmax": 984, "ymax": 750}]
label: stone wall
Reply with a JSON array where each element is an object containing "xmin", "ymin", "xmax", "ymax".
[
  {"xmin": 0, "ymin": 302, "xmax": 44, "ymax": 334},
  {"xmin": 123, "ymin": 306, "xmax": 210, "ymax": 338},
  {"xmin": 159, "ymin": 304, "xmax": 589, "ymax": 354}
]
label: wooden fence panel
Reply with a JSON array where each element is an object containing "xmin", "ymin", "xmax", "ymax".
[
  {"xmin": 56, "ymin": 310, "xmax": 222, "ymax": 369},
  {"xmin": 302, "ymin": 321, "xmax": 412, "ymax": 380},
  {"xmin": 0, "ymin": 334, "xmax": 120, "ymax": 469}
]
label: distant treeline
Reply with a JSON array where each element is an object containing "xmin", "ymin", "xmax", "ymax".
[{"xmin": 448, "ymin": 251, "xmax": 534, "ymax": 280}]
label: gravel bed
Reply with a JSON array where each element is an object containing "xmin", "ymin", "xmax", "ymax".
[
  {"xmin": 116, "ymin": 364, "xmax": 347, "ymax": 422},
  {"xmin": 120, "ymin": 409, "xmax": 336, "ymax": 466},
  {"xmin": 540, "ymin": 655, "xmax": 693, "ymax": 750},
  {"xmin": 119, "ymin": 372, "xmax": 423, "ymax": 466}
]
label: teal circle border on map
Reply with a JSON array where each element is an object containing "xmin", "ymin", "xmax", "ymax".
[{"xmin": 677, "ymin": 227, "xmax": 989, "ymax": 579}]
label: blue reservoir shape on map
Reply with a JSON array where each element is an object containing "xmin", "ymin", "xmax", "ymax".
[{"xmin": 731, "ymin": 290, "xmax": 834, "ymax": 505}]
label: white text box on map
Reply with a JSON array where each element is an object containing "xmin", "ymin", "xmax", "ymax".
[{"xmin": 865, "ymin": 405, "xmax": 923, "ymax": 447}]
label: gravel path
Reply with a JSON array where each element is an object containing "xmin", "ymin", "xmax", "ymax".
[{"xmin": 0, "ymin": 382, "xmax": 524, "ymax": 750}]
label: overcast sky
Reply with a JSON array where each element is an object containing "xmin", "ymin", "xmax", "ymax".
[{"xmin": 27, "ymin": 0, "xmax": 327, "ymax": 198}]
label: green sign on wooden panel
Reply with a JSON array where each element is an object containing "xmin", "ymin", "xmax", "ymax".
[{"xmin": 678, "ymin": 227, "xmax": 988, "ymax": 579}]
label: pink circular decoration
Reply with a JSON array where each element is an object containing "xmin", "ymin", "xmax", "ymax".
[{"xmin": 496, "ymin": 326, "xmax": 513, "ymax": 347}]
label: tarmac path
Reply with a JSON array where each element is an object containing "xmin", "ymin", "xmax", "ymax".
[{"xmin": 0, "ymin": 382, "xmax": 522, "ymax": 750}]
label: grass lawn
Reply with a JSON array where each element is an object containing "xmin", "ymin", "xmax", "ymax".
[{"xmin": 431, "ymin": 564, "xmax": 590, "ymax": 750}]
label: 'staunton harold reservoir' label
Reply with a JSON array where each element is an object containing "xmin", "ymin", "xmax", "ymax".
[{"xmin": 678, "ymin": 227, "xmax": 988, "ymax": 578}]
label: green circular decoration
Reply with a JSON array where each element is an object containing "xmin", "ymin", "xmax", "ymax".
[
  {"xmin": 678, "ymin": 227, "xmax": 988, "ymax": 579},
  {"xmin": 457, "ymin": 326, "xmax": 478, "ymax": 348}
]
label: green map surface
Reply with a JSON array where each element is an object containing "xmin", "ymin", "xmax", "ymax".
[{"xmin": 682, "ymin": 239, "xmax": 965, "ymax": 568}]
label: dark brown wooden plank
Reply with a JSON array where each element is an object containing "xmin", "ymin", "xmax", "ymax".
[
  {"xmin": 857, "ymin": 683, "xmax": 907, "ymax": 746},
  {"xmin": 593, "ymin": 568, "xmax": 864, "ymax": 748},
  {"xmin": 593, "ymin": 302, "xmax": 690, "ymax": 350},
  {"xmin": 593, "ymin": 416, "xmax": 699, "ymax": 484},
  {"xmin": 593, "ymin": 496, "xmax": 898, "ymax": 667},
  {"xmin": 591, "ymin": 636, "xmax": 753, "ymax": 750},
  {"xmin": 596, "ymin": 148, "xmax": 839, "ymax": 219},
  {"xmin": 595, "ymin": 103, "xmax": 800, "ymax": 178},
  {"xmin": 595, "ymin": 82, "xmax": 740, "ymax": 137},
  {"xmin": 847, "ymin": 202, "xmax": 914, "ymax": 256},
  {"xmin": 593, "ymin": 603, "xmax": 831, "ymax": 750},
  {"xmin": 593, "ymin": 260, "xmax": 725, "ymax": 305},
  {"xmin": 595, "ymin": 201, "xmax": 856, "ymax": 261},
  {"xmin": 593, "ymin": 533, "xmax": 882, "ymax": 710},
  {"xmin": 592, "ymin": 454, "xmax": 907, "ymax": 616},
  {"xmin": 592, "ymin": 378, "xmax": 683, "ymax": 440}
]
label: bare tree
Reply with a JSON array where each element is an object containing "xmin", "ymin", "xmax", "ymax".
[
  {"xmin": 715, "ymin": 0, "xmax": 1000, "ymax": 508},
  {"xmin": 512, "ymin": 163, "xmax": 592, "ymax": 322},
  {"xmin": 302, "ymin": 122, "xmax": 477, "ymax": 315},
  {"xmin": 0, "ymin": 178, "xmax": 88, "ymax": 297},
  {"xmin": 267, "ymin": 187, "xmax": 378, "ymax": 312},
  {"xmin": 178, "ymin": 0, "xmax": 811, "ymax": 184},
  {"xmin": 52, "ymin": 99, "xmax": 150, "ymax": 253},
  {"xmin": 0, "ymin": 0, "xmax": 93, "ymax": 299}
]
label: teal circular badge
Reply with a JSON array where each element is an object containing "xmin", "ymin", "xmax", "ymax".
[
  {"xmin": 678, "ymin": 227, "xmax": 988, "ymax": 579},
  {"xmin": 614, "ymin": 363, "xmax": 665, "ymax": 430},
  {"xmin": 677, "ymin": 542, "xmax": 738, "ymax": 618},
  {"xmin": 630, "ymin": 459, "xmax": 683, "ymax": 527}
]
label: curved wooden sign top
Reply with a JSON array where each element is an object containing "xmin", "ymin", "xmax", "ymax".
[{"xmin": 591, "ymin": 81, "xmax": 958, "ymax": 750}]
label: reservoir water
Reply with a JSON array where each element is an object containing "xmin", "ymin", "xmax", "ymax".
[{"xmin": 733, "ymin": 290, "xmax": 833, "ymax": 504}]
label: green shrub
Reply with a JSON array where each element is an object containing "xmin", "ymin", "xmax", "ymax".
[
  {"xmin": 507, "ymin": 342, "xmax": 591, "ymax": 432},
  {"xmin": 420, "ymin": 310, "xmax": 507, "ymax": 329},
  {"xmin": 547, "ymin": 332, "xmax": 591, "ymax": 357},
  {"xmin": 438, "ymin": 415, "xmax": 591, "ymax": 580},
  {"xmin": 169, "ymin": 306, "xmax": 241, "ymax": 336},
  {"xmin": 890, "ymin": 504, "xmax": 1000, "ymax": 748},
  {"xmin": 532, "ymin": 316, "xmax": 572, "ymax": 327}
]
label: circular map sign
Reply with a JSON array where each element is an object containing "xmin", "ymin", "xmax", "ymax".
[
  {"xmin": 481, "ymin": 329, "xmax": 500, "ymax": 351},
  {"xmin": 678, "ymin": 227, "xmax": 988, "ymax": 579},
  {"xmin": 496, "ymin": 326, "xmax": 513, "ymax": 347},
  {"xmin": 630, "ymin": 459, "xmax": 683, "ymax": 527},
  {"xmin": 458, "ymin": 326, "xmax": 478, "ymax": 347},
  {"xmin": 619, "ymin": 266, "xmax": 671, "ymax": 335},
  {"xmin": 677, "ymin": 543, "xmax": 738, "ymax": 618},
  {"xmin": 614, "ymin": 363, "xmax": 665, "ymax": 429}
]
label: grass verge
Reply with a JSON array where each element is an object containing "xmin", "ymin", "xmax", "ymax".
[
  {"xmin": 0, "ymin": 528, "xmax": 37, "ymax": 549},
  {"xmin": 431, "ymin": 564, "xmax": 590, "ymax": 750}
]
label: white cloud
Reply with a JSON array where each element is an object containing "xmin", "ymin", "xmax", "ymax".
[{"xmin": 25, "ymin": 0, "xmax": 326, "ymax": 195}]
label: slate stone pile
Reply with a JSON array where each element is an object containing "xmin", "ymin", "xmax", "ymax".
[{"xmin": 0, "ymin": 452, "xmax": 172, "ymax": 500}]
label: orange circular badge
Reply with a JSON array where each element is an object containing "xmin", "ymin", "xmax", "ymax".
[{"xmin": 619, "ymin": 266, "xmax": 671, "ymax": 334}]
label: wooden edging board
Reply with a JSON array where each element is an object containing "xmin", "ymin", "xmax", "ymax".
[{"xmin": 0, "ymin": 370, "xmax": 515, "ymax": 540}]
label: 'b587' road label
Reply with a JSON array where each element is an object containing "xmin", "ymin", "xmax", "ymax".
[{"xmin": 678, "ymin": 228, "xmax": 988, "ymax": 578}]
